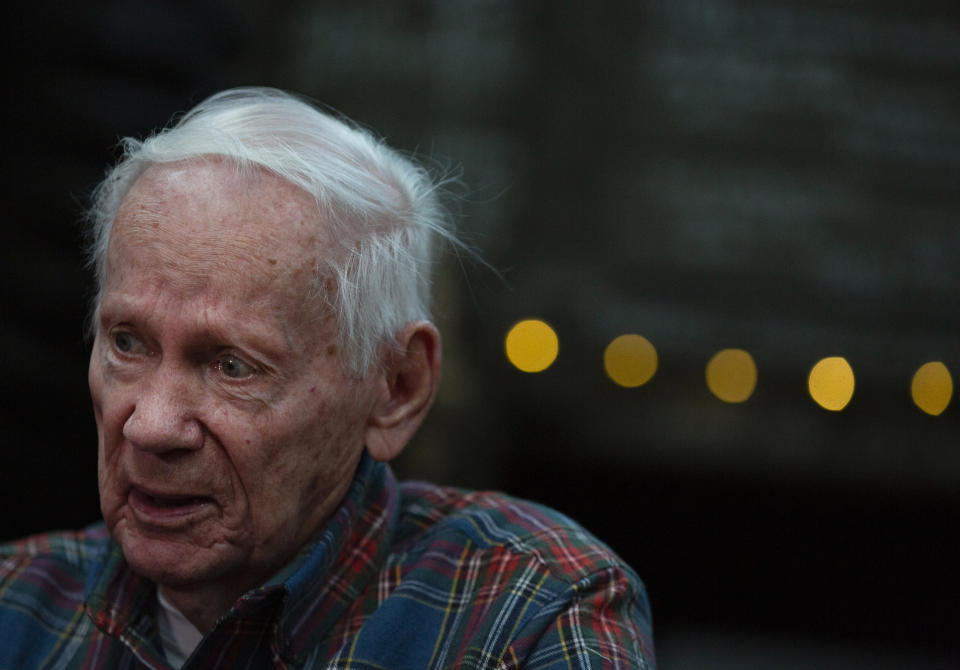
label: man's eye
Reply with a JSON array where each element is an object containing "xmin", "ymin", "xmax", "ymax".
[
  {"xmin": 216, "ymin": 354, "xmax": 256, "ymax": 379},
  {"xmin": 113, "ymin": 331, "xmax": 146, "ymax": 355}
]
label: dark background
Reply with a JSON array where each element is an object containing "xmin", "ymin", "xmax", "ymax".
[{"xmin": 2, "ymin": 2, "xmax": 958, "ymax": 667}]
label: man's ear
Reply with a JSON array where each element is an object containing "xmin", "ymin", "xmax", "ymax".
[{"xmin": 365, "ymin": 321, "xmax": 442, "ymax": 462}]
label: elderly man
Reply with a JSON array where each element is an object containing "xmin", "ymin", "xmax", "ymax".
[{"xmin": 0, "ymin": 88, "xmax": 654, "ymax": 669}]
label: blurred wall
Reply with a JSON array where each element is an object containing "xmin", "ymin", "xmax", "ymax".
[{"xmin": 2, "ymin": 1, "xmax": 958, "ymax": 667}]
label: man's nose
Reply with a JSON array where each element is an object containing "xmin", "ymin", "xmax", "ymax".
[{"xmin": 122, "ymin": 365, "xmax": 204, "ymax": 452}]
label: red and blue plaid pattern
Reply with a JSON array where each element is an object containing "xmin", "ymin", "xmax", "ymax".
[{"xmin": 1, "ymin": 456, "xmax": 655, "ymax": 668}]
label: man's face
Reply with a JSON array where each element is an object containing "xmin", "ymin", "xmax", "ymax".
[{"xmin": 89, "ymin": 160, "xmax": 376, "ymax": 594}]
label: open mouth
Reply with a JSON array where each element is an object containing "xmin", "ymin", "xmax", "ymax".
[
  {"xmin": 129, "ymin": 487, "xmax": 214, "ymax": 523},
  {"xmin": 143, "ymin": 494, "xmax": 209, "ymax": 508}
]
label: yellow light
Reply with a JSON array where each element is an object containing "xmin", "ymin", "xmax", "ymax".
[
  {"xmin": 505, "ymin": 319, "xmax": 559, "ymax": 373},
  {"xmin": 911, "ymin": 361, "xmax": 953, "ymax": 416},
  {"xmin": 705, "ymin": 348, "xmax": 757, "ymax": 403},
  {"xmin": 808, "ymin": 356, "xmax": 855, "ymax": 411},
  {"xmin": 604, "ymin": 334, "xmax": 658, "ymax": 387}
]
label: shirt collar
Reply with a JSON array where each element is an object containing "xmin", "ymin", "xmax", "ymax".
[
  {"xmin": 84, "ymin": 534, "xmax": 167, "ymax": 666},
  {"xmin": 272, "ymin": 451, "xmax": 399, "ymax": 658}
]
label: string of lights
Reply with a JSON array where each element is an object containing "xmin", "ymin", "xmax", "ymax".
[{"xmin": 505, "ymin": 319, "xmax": 954, "ymax": 415}]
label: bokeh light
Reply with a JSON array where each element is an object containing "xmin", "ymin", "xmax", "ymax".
[
  {"xmin": 505, "ymin": 319, "xmax": 559, "ymax": 373},
  {"xmin": 604, "ymin": 334, "xmax": 658, "ymax": 387},
  {"xmin": 911, "ymin": 361, "xmax": 953, "ymax": 416},
  {"xmin": 706, "ymin": 348, "xmax": 757, "ymax": 403},
  {"xmin": 808, "ymin": 356, "xmax": 855, "ymax": 411}
]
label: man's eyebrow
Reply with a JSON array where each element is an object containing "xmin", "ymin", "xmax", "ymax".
[
  {"xmin": 101, "ymin": 293, "xmax": 294, "ymax": 351},
  {"xmin": 206, "ymin": 321, "xmax": 298, "ymax": 361}
]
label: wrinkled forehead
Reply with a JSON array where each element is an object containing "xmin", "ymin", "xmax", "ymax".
[
  {"xmin": 102, "ymin": 160, "xmax": 338, "ymax": 338},
  {"xmin": 107, "ymin": 159, "xmax": 328, "ymax": 288}
]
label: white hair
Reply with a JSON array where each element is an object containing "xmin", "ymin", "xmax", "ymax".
[{"xmin": 87, "ymin": 87, "xmax": 458, "ymax": 375}]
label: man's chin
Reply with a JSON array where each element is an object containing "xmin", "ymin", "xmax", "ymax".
[{"xmin": 113, "ymin": 524, "xmax": 238, "ymax": 588}]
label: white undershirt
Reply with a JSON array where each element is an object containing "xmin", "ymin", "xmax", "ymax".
[{"xmin": 156, "ymin": 588, "xmax": 204, "ymax": 669}]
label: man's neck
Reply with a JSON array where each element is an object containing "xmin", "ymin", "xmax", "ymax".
[{"xmin": 159, "ymin": 583, "xmax": 242, "ymax": 633}]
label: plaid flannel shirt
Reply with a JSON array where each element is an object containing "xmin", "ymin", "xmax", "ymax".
[{"xmin": 0, "ymin": 454, "xmax": 655, "ymax": 669}]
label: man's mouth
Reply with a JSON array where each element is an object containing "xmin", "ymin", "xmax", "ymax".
[{"xmin": 128, "ymin": 487, "xmax": 215, "ymax": 525}]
